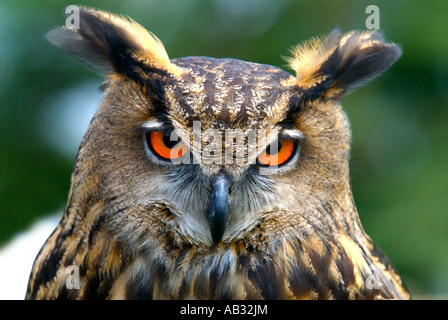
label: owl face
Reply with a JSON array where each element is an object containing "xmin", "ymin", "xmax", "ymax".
[
  {"xmin": 45, "ymin": 7, "xmax": 401, "ymax": 250},
  {"xmin": 101, "ymin": 57, "xmax": 305, "ymax": 246}
]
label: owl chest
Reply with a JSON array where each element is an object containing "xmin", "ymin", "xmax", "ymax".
[{"xmin": 124, "ymin": 242, "xmax": 319, "ymax": 300}]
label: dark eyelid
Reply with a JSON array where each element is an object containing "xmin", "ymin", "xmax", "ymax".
[
  {"xmin": 276, "ymin": 136, "xmax": 295, "ymax": 142},
  {"xmin": 139, "ymin": 122, "xmax": 175, "ymax": 133}
]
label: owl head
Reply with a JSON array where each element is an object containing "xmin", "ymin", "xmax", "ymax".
[{"xmin": 46, "ymin": 7, "xmax": 401, "ymax": 249}]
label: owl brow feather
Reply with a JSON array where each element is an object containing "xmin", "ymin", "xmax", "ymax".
[{"xmin": 277, "ymin": 93, "xmax": 306, "ymax": 125}]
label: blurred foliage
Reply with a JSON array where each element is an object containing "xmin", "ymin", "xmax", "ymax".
[{"xmin": 0, "ymin": 0, "xmax": 447, "ymax": 298}]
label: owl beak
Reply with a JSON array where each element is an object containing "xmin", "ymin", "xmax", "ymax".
[{"xmin": 206, "ymin": 173, "xmax": 231, "ymax": 246}]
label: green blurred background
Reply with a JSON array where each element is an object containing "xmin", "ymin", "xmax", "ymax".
[{"xmin": 0, "ymin": 0, "xmax": 447, "ymax": 298}]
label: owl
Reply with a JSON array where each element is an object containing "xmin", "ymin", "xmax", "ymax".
[{"xmin": 26, "ymin": 6, "xmax": 410, "ymax": 300}]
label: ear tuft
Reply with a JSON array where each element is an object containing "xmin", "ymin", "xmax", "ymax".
[
  {"xmin": 286, "ymin": 28, "xmax": 342, "ymax": 87},
  {"xmin": 45, "ymin": 6, "xmax": 182, "ymax": 79},
  {"xmin": 287, "ymin": 29, "xmax": 402, "ymax": 100}
]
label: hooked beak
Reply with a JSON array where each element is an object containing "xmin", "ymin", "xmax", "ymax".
[{"xmin": 206, "ymin": 173, "xmax": 231, "ymax": 246}]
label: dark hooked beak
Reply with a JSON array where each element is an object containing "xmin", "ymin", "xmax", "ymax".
[{"xmin": 206, "ymin": 173, "xmax": 231, "ymax": 246}]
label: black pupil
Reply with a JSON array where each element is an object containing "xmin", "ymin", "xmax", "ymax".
[
  {"xmin": 266, "ymin": 140, "xmax": 280, "ymax": 155},
  {"xmin": 163, "ymin": 132, "xmax": 180, "ymax": 149}
]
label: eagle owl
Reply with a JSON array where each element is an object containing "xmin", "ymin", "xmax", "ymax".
[{"xmin": 26, "ymin": 6, "xmax": 410, "ymax": 300}]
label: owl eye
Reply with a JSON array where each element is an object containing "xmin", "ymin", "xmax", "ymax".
[
  {"xmin": 257, "ymin": 139, "xmax": 296, "ymax": 167},
  {"xmin": 146, "ymin": 131, "xmax": 188, "ymax": 161}
]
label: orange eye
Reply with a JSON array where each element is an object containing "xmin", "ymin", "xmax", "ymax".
[
  {"xmin": 148, "ymin": 131, "xmax": 188, "ymax": 160},
  {"xmin": 257, "ymin": 139, "xmax": 295, "ymax": 167}
]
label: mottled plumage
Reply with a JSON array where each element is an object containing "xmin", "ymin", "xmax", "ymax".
[{"xmin": 26, "ymin": 6, "xmax": 409, "ymax": 300}]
